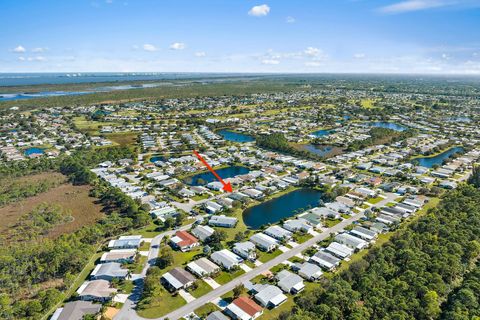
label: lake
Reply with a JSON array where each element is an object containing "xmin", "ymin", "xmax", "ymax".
[
  {"xmin": 24, "ymin": 147, "xmax": 44, "ymax": 156},
  {"xmin": 184, "ymin": 166, "xmax": 250, "ymax": 186},
  {"xmin": 150, "ymin": 155, "xmax": 165, "ymax": 163},
  {"xmin": 300, "ymin": 144, "xmax": 340, "ymax": 158},
  {"xmin": 243, "ymin": 188, "xmax": 323, "ymax": 229},
  {"xmin": 367, "ymin": 122, "xmax": 407, "ymax": 131},
  {"xmin": 311, "ymin": 129, "xmax": 333, "ymax": 137},
  {"xmin": 217, "ymin": 129, "xmax": 255, "ymax": 143},
  {"xmin": 413, "ymin": 146, "xmax": 465, "ymax": 168}
]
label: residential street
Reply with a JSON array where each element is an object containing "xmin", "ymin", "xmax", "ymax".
[{"xmin": 114, "ymin": 212, "xmax": 365, "ymax": 320}]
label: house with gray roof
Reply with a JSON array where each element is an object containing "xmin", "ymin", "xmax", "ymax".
[
  {"xmin": 187, "ymin": 257, "xmax": 220, "ymax": 277},
  {"xmin": 334, "ymin": 233, "xmax": 368, "ymax": 250},
  {"xmin": 211, "ymin": 249, "xmax": 243, "ymax": 270},
  {"xmin": 206, "ymin": 311, "xmax": 229, "ymax": 320},
  {"xmin": 209, "ymin": 215, "xmax": 238, "ymax": 228},
  {"xmin": 325, "ymin": 242, "xmax": 354, "ymax": 259},
  {"xmin": 191, "ymin": 224, "xmax": 215, "ymax": 242},
  {"xmin": 295, "ymin": 262, "xmax": 323, "ymax": 281},
  {"xmin": 350, "ymin": 226, "xmax": 378, "ymax": 241},
  {"xmin": 250, "ymin": 233, "xmax": 278, "ymax": 252},
  {"xmin": 108, "ymin": 235, "xmax": 142, "ymax": 249},
  {"xmin": 90, "ymin": 262, "xmax": 128, "ymax": 281},
  {"xmin": 161, "ymin": 267, "xmax": 196, "ymax": 292},
  {"xmin": 50, "ymin": 301, "xmax": 101, "ymax": 320},
  {"xmin": 77, "ymin": 280, "xmax": 117, "ymax": 302},
  {"xmin": 264, "ymin": 225, "xmax": 292, "ymax": 241},
  {"xmin": 253, "ymin": 284, "xmax": 287, "ymax": 308},
  {"xmin": 283, "ymin": 219, "xmax": 313, "ymax": 233},
  {"xmin": 233, "ymin": 241, "xmax": 257, "ymax": 261},
  {"xmin": 275, "ymin": 270, "xmax": 305, "ymax": 294}
]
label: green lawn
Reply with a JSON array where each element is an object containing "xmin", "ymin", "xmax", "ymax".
[
  {"xmin": 257, "ymin": 249, "xmax": 283, "ymax": 263},
  {"xmin": 323, "ymin": 219, "xmax": 341, "ymax": 228},
  {"xmin": 293, "ymin": 233, "xmax": 313, "ymax": 244},
  {"xmin": 258, "ymin": 295, "xmax": 295, "ymax": 320},
  {"xmin": 118, "ymin": 280, "xmax": 135, "ymax": 294},
  {"xmin": 194, "ymin": 303, "xmax": 220, "ymax": 318},
  {"xmin": 139, "ymin": 241, "xmax": 151, "ymax": 251},
  {"xmin": 137, "ymin": 290, "xmax": 187, "ymax": 318},
  {"xmin": 189, "ymin": 279, "xmax": 213, "ymax": 298},
  {"xmin": 367, "ymin": 196, "xmax": 384, "ymax": 204},
  {"xmin": 160, "ymin": 247, "xmax": 204, "ymax": 273},
  {"xmin": 131, "ymin": 255, "xmax": 147, "ymax": 274},
  {"xmin": 214, "ymin": 269, "xmax": 245, "ymax": 285}
]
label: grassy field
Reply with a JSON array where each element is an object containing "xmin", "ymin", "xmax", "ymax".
[
  {"xmin": 189, "ymin": 279, "xmax": 213, "ymax": 298},
  {"xmin": 214, "ymin": 269, "xmax": 245, "ymax": 285},
  {"xmin": 0, "ymin": 176, "xmax": 104, "ymax": 239},
  {"xmin": 257, "ymin": 249, "xmax": 283, "ymax": 263},
  {"xmin": 105, "ymin": 132, "xmax": 138, "ymax": 146},
  {"xmin": 194, "ymin": 303, "xmax": 220, "ymax": 318},
  {"xmin": 137, "ymin": 289, "xmax": 187, "ymax": 318}
]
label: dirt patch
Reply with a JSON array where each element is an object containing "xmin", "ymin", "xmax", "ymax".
[{"xmin": 0, "ymin": 183, "xmax": 104, "ymax": 238}]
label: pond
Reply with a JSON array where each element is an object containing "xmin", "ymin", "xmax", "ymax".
[
  {"xmin": 217, "ymin": 129, "xmax": 255, "ymax": 143},
  {"xmin": 413, "ymin": 146, "xmax": 465, "ymax": 168},
  {"xmin": 183, "ymin": 166, "xmax": 250, "ymax": 186},
  {"xmin": 243, "ymin": 188, "xmax": 323, "ymax": 229},
  {"xmin": 24, "ymin": 147, "xmax": 44, "ymax": 156},
  {"xmin": 300, "ymin": 144, "xmax": 340, "ymax": 158},
  {"xmin": 311, "ymin": 129, "xmax": 333, "ymax": 137},
  {"xmin": 367, "ymin": 122, "xmax": 407, "ymax": 132},
  {"xmin": 150, "ymin": 155, "xmax": 166, "ymax": 163}
]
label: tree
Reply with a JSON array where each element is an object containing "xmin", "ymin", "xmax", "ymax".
[
  {"xmin": 234, "ymin": 231, "xmax": 246, "ymax": 242},
  {"xmin": 233, "ymin": 285, "xmax": 246, "ymax": 298},
  {"xmin": 157, "ymin": 246, "xmax": 174, "ymax": 269},
  {"xmin": 467, "ymin": 164, "xmax": 480, "ymax": 188}
]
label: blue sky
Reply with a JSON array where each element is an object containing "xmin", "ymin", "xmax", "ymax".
[{"xmin": 1, "ymin": 0, "xmax": 479, "ymax": 74}]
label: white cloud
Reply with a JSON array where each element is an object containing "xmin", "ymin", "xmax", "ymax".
[
  {"xmin": 195, "ymin": 51, "xmax": 206, "ymax": 57},
  {"xmin": 143, "ymin": 44, "xmax": 158, "ymax": 52},
  {"xmin": 12, "ymin": 45, "xmax": 26, "ymax": 53},
  {"xmin": 286, "ymin": 16, "xmax": 296, "ymax": 23},
  {"xmin": 170, "ymin": 42, "xmax": 186, "ymax": 50},
  {"xmin": 304, "ymin": 47, "xmax": 321, "ymax": 57},
  {"xmin": 25, "ymin": 56, "xmax": 46, "ymax": 62},
  {"xmin": 18, "ymin": 56, "xmax": 25, "ymax": 61},
  {"xmin": 261, "ymin": 59, "xmax": 280, "ymax": 65},
  {"xmin": 353, "ymin": 53, "xmax": 366, "ymax": 59},
  {"xmin": 32, "ymin": 47, "xmax": 47, "ymax": 53},
  {"xmin": 248, "ymin": 4, "xmax": 270, "ymax": 17},
  {"xmin": 379, "ymin": 0, "xmax": 456, "ymax": 14}
]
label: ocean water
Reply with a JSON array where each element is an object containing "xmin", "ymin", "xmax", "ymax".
[{"xmin": 0, "ymin": 72, "xmax": 253, "ymax": 101}]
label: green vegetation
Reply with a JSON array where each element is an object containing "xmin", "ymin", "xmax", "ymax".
[
  {"xmin": 0, "ymin": 173, "xmax": 65, "ymax": 207},
  {"xmin": 257, "ymin": 249, "xmax": 283, "ymax": 263},
  {"xmin": 347, "ymin": 127, "xmax": 414, "ymax": 151},
  {"xmin": 284, "ymin": 184, "xmax": 480, "ymax": 320},
  {"xmin": 194, "ymin": 303, "xmax": 220, "ymax": 318},
  {"xmin": 0, "ymin": 203, "xmax": 72, "ymax": 243},
  {"xmin": 137, "ymin": 266, "xmax": 187, "ymax": 318},
  {"xmin": 440, "ymin": 262, "xmax": 480, "ymax": 320},
  {"xmin": 0, "ymin": 146, "xmax": 150, "ymax": 320},
  {"xmin": 214, "ymin": 269, "xmax": 246, "ymax": 285},
  {"xmin": 189, "ymin": 279, "xmax": 213, "ymax": 298}
]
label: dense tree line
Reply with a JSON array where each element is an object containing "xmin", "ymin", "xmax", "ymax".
[
  {"xmin": 440, "ymin": 262, "xmax": 480, "ymax": 320},
  {"xmin": 283, "ymin": 184, "xmax": 480, "ymax": 320},
  {"xmin": 347, "ymin": 127, "xmax": 415, "ymax": 151},
  {"xmin": 256, "ymin": 133, "xmax": 327, "ymax": 160}
]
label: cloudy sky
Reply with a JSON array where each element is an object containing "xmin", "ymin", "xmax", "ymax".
[{"xmin": 1, "ymin": 0, "xmax": 480, "ymax": 74}]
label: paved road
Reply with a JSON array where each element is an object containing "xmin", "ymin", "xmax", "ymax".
[
  {"xmin": 115, "ymin": 223, "xmax": 194, "ymax": 320},
  {"xmin": 117, "ymin": 211, "xmax": 365, "ymax": 320}
]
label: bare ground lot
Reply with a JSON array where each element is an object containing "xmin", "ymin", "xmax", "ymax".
[{"xmin": 0, "ymin": 182, "xmax": 104, "ymax": 239}]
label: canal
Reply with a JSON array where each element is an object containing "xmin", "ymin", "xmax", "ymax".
[{"xmin": 413, "ymin": 146, "xmax": 465, "ymax": 168}]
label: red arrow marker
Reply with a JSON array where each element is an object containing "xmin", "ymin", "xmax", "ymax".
[{"xmin": 193, "ymin": 150, "xmax": 233, "ymax": 192}]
